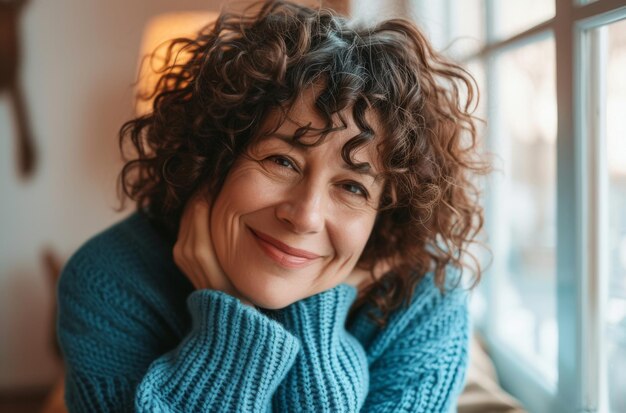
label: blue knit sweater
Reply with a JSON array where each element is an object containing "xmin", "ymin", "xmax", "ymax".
[{"xmin": 57, "ymin": 212, "xmax": 469, "ymax": 412}]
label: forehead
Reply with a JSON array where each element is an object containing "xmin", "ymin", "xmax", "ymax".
[{"xmin": 258, "ymin": 86, "xmax": 385, "ymax": 162}]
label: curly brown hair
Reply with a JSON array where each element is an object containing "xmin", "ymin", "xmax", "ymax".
[{"xmin": 118, "ymin": 0, "xmax": 490, "ymax": 326}]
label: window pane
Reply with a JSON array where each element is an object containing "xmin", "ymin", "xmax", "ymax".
[
  {"xmin": 449, "ymin": 0, "xmax": 485, "ymax": 59},
  {"xmin": 605, "ymin": 18, "xmax": 626, "ymax": 413},
  {"xmin": 465, "ymin": 60, "xmax": 489, "ymax": 324},
  {"xmin": 494, "ymin": 1, "xmax": 555, "ymax": 39},
  {"xmin": 491, "ymin": 37, "xmax": 557, "ymax": 383},
  {"xmin": 466, "ymin": 60, "xmax": 487, "ymax": 141}
]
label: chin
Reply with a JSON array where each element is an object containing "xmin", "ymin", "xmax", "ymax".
[
  {"xmin": 235, "ymin": 277, "xmax": 305, "ymax": 310},
  {"xmin": 248, "ymin": 291, "xmax": 299, "ymax": 310},
  {"xmin": 253, "ymin": 298, "xmax": 293, "ymax": 310}
]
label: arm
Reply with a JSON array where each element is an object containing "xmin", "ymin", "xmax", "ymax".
[
  {"xmin": 358, "ymin": 278, "xmax": 470, "ymax": 413},
  {"xmin": 266, "ymin": 284, "xmax": 370, "ymax": 412},
  {"xmin": 58, "ymin": 257, "xmax": 300, "ymax": 413}
]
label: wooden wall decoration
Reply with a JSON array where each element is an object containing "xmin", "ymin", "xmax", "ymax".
[{"xmin": 0, "ymin": 0, "xmax": 36, "ymax": 179}]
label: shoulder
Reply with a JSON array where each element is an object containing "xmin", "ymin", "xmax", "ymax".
[
  {"xmin": 354, "ymin": 270, "xmax": 471, "ymax": 412},
  {"xmin": 395, "ymin": 269, "xmax": 469, "ymax": 332},
  {"xmin": 57, "ymin": 212, "xmax": 191, "ymax": 336},
  {"xmin": 357, "ymin": 268, "xmax": 470, "ymax": 360},
  {"xmin": 62, "ymin": 212, "xmax": 173, "ymax": 276},
  {"xmin": 57, "ymin": 213, "xmax": 191, "ymax": 371},
  {"xmin": 59, "ymin": 212, "xmax": 180, "ymax": 298}
]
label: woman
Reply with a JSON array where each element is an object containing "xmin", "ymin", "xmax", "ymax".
[{"xmin": 58, "ymin": 1, "xmax": 488, "ymax": 411}]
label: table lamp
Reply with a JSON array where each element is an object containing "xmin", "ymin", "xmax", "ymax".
[{"xmin": 135, "ymin": 12, "xmax": 218, "ymax": 115}]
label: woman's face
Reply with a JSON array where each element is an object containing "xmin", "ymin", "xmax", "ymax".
[{"xmin": 211, "ymin": 90, "xmax": 385, "ymax": 309}]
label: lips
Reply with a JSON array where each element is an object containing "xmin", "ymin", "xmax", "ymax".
[
  {"xmin": 252, "ymin": 229, "xmax": 320, "ymax": 258},
  {"xmin": 249, "ymin": 227, "xmax": 322, "ymax": 268}
]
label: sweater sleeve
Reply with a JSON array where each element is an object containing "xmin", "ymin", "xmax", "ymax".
[
  {"xmin": 265, "ymin": 284, "xmax": 369, "ymax": 413},
  {"xmin": 358, "ymin": 282, "xmax": 470, "ymax": 413},
  {"xmin": 58, "ymin": 258, "xmax": 301, "ymax": 413}
]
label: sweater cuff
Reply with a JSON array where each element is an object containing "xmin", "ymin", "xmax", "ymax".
[
  {"xmin": 268, "ymin": 284, "xmax": 369, "ymax": 412},
  {"xmin": 186, "ymin": 289, "xmax": 302, "ymax": 384},
  {"xmin": 136, "ymin": 289, "xmax": 301, "ymax": 412}
]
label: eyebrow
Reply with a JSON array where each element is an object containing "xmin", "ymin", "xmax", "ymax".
[{"xmin": 266, "ymin": 133, "xmax": 382, "ymax": 181}]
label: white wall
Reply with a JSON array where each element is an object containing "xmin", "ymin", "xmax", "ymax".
[{"xmin": 0, "ymin": 0, "xmax": 241, "ymax": 390}]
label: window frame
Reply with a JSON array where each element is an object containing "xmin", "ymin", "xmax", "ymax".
[{"xmin": 406, "ymin": 0, "xmax": 626, "ymax": 411}]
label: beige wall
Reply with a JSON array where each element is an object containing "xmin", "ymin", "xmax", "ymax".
[
  {"xmin": 0, "ymin": 0, "xmax": 401, "ymax": 391},
  {"xmin": 0, "ymin": 0, "xmax": 248, "ymax": 391}
]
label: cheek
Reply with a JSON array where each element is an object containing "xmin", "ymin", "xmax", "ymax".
[
  {"xmin": 211, "ymin": 164, "xmax": 286, "ymax": 261},
  {"xmin": 243, "ymin": 177, "xmax": 284, "ymax": 207},
  {"xmin": 331, "ymin": 211, "xmax": 377, "ymax": 259},
  {"xmin": 213, "ymin": 165, "xmax": 277, "ymax": 217}
]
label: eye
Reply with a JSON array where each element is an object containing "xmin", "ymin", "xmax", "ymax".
[
  {"xmin": 340, "ymin": 182, "xmax": 369, "ymax": 198},
  {"xmin": 266, "ymin": 155, "xmax": 297, "ymax": 170}
]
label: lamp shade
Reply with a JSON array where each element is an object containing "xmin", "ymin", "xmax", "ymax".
[{"xmin": 135, "ymin": 12, "xmax": 218, "ymax": 115}]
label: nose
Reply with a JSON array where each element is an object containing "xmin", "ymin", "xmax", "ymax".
[{"xmin": 275, "ymin": 180, "xmax": 325, "ymax": 234}]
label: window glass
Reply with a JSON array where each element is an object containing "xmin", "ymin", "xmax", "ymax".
[
  {"xmin": 464, "ymin": 60, "xmax": 489, "ymax": 323},
  {"xmin": 491, "ymin": 37, "xmax": 558, "ymax": 383},
  {"xmin": 448, "ymin": 0, "xmax": 485, "ymax": 59},
  {"xmin": 494, "ymin": 1, "xmax": 555, "ymax": 39},
  {"xmin": 465, "ymin": 60, "xmax": 487, "ymax": 143},
  {"xmin": 604, "ymin": 18, "xmax": 626, "ymax": 413}
]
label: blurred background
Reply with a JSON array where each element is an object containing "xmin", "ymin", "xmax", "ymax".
[{"xmin": 1, "ymin": 0, "xmax": 624, "ymax": 412}]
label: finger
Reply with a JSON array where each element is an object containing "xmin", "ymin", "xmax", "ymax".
[
  {"xmin": 194, "ymin": 223, "xmax": 236, "ymax": 294},
  {"xmin": 193, "ymin": 194, "xmax": 239, "ymax": 295},
  {"xmin": 175, "ymin": 192, "xmax": 207, "ymax": 289},
  {"xmin": 181, "ymin": 216, "xmax": 202, "ymax": 289},
  {"xmin": 187, "ymin": 196, "xmax": 212, "ymax": 290}
]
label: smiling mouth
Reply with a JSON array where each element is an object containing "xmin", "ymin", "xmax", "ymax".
[{"xmin": 248, "ymin": 227, "xmax": 321, "ymax": 269}]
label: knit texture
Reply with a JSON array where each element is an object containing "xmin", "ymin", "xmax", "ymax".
[{"xmin": 58, "ymin": 212, "xmax": 469, "ymax": 412}]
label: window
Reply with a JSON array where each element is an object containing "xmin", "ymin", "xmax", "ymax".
[
  {"xmin": 353, "ymin": 0, "xmax": 626, "ymax": 410},
  {"xmin": 405, "ymin": 0, "xmax": 626, "ymax": 412},
  {"xmin": 491, "ymin": 36, "xmax": 559, "ymax": 385},
  {"xmin": 583, "ymin": 15, "xmax": 626, "ymax": 412},
  {"xmin": 605, "ymin": 19, "xmax": 626, "ymax": 403}
]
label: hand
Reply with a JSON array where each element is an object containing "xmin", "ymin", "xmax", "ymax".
[{"xmin": 173, "ymin": 188, "xmax": 254, "ymax": 307}]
